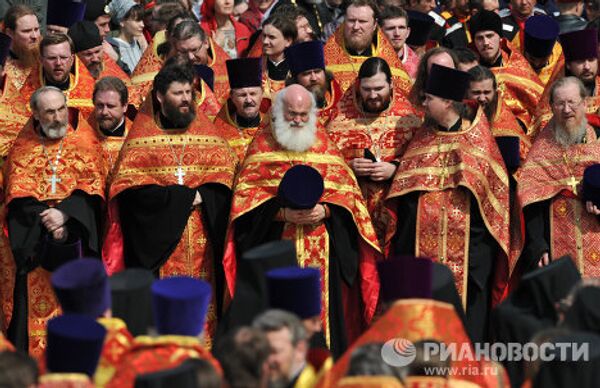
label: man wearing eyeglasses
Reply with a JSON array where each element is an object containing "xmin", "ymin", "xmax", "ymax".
[
  {"xmin": 129, "ymin": 19, "xmax": 231, "ymax": 106},
  {"xmin": 531, "ymin": 29, "xmax": 600, "ymax": 137},
  {"xmin": 14, "ymin": 33, "xmax": 97, "ymax": 118},
  {"xmin": 516, "ymin": 76, "xmax": 600, "ymax": 276}
]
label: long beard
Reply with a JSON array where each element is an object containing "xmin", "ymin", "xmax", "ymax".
[
  {"xmin": 272, "ymin": 101, "xmax": 317, "ymax": 152},
  {"xmin": 482, "ymin": 94, "xmax": 498, "ymax": 122},
  {"xmin": 41, "ymin": 121, "xmax": 68, "ymax": 139},
  {"xmin": 12, "ymin": 43, "xmax": 40, "ymax": 68},
  {"xmin": 551, "ymin": 117, "xmax": 588, "ymax": 147}
]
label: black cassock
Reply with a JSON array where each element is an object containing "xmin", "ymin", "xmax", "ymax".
[
  {"xmin": 7, "ymin": 190, "xmax": 101, "ymax": 351},
  {"xmin": 226, "ymin": 198, "xmax": 361, "ymax": 359},
  {"xmin": 117, "ymin": 183, "xmax": 231, "ymax": 316},
  {"xmin": 392, "ymin": 191, "xmax": 499, "ymax": 344}
]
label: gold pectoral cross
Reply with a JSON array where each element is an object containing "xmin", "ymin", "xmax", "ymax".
[
  {"xmin": 440, "ymin": 165, "xmax": 449, "ymax": 189},
  {"xmin": 567, "ymin": 176, "xmax": 579, "ymax": 195},
  {"xmin": 562, "ymin": 152, "xmax": 580, "ymax": 195}
]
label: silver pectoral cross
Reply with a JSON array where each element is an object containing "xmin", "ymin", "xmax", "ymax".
[
  {"xmin": 47, "ymin": 172, "xmax": 61, "ymax": 194},
  {"xmin": 175, "ymin": 166, "xmax": 186, "ymax": 185}
]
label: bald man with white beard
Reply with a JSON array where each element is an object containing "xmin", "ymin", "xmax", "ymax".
[{"xmin": 224, "ymin": 84, "xmax": 382, "ymax": 358}]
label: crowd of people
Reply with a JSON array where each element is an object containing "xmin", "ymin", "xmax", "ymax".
[{"xmin": 0, "ymin": 0, "xmax": 599, "ymax": 386}]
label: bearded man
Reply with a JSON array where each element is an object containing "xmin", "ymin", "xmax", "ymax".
[
  {"xmin": 386, "ymin": 65, "xmax": 511, "ymax": 343},
  {"xmin": 323, "ymin": 0, "xmax": 411, "ymax": 95},
  {"xmin": 3, "ymin": 87, "xmax": 105, "ymax": 357},
  {"xmin": 15, "ymin": 33, "xmax": 97, "ymax": 120},
  {"xmin": 0, "ymin": 32, "xmax": 31, "ymax": 158},
  {"xmin": 106, "ymin": 64, "xmax": 237, "ymax": 346},
  {"xmin": 213, "ymin": 57, "xmax": 266, "ymax": 161},
  {"xmin": 130, "ymin": 19, "xmax": 230, "ymax": 106},
  {"xmin": 469, "ymin": 10, "xmax": 544, "ymax": 131},
  {"xmin": 327, "ymin": 57, "xmax": 420, "ymax": 245},
  {"xmin": 68, "ymin": 21, "xmax": 130, "ymax": 80},
  {"xmin": 3, "ymin": 5, "xmax": 41, "ymax": 90},
  {"xmin": 516, "ymin": 77, "xmax": 600, "ymax": 277},
  {"xmin": 285, "ymin": 40, "xmax": 343, "ymax": 127},
  {"xmin": 223, "ymin": 84, "xmax": 381, "ymax": 358},
  {"xmin": 90, "ymin": 76, "xmax": 132, "ymax": 178},
  {"xmin": 466, "ymin": 65, "xmax": 532, "ymax": 159},
  {"xmin": 532, "ymin": 29, "xmax": 600, "ymax": 137}
]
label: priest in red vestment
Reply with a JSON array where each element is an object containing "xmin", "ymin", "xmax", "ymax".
[
  {"xmin": 223, "ymin": 84, "xmax": 381, "ymax": 358},
  {"xmin": 466, "ymin": 65, "xmax": 532, "ymax": 159},
  {"xmin": 15, "ymin": 33, "xmax": 97, "ymax": 119},
  {"xmin": 213, "ymin": 57, "xmax": 266, "ymax": 161},
  {"xmin": 285, "ymin": 40, "xmax": 343, "ymax": 128},
  {"xmin": 516, "ymin": 76, "xmax": 600, "ymax": 277},
  {"xmin": 129, "ymin": 19, "xmax": 230, "ymax": 106},
  {"xmin": 3, "ymin": 5, "xmax": 42, "ymax": 92},
  {"xmin": 89, "ymin": 76, "xmax": 132, "ymax": 180},
  {"xmin": 531, "ymin": 29, "xmax": 600, "ymax": 139},
  {"xmin": 327, "ymin": 57, "xmax": 420, "ymax": 246},
  {"xmin": 50, "ymin": 258, "xmax": 134, "ymax": 387},
  {"xmin": 386, "ymin": 65, "xmax": 512, "ymax": 343},
  {"xmin": 522, "ymin": 14, "xmax": 562, "ymax": 88},
  {"xmin": 40, "ymin": 314, "xmax": 106, "ymax": 388},
  {"xmin": 0, "ymin": 31, "xmax": 29, "ymax": 158},
  {"xmin": 469, "ymin": 10, "xmax": 544, "ymax": 131},
  {"xmin": 322, "ymin": 0, "xmax": 411, "ymax": 96},
  {"xmin": 3, "ymin": 87, "xmax": 105, "ymax": 358},
  {"xmin": 106, "ymin": 64, "xmax": 237, "ymax": 346},
  {"xmin": 68, "ymin": 21, "xmax": 130, "ymax": 81},
  {"xmin": 106, "ymin": 277, "xmax": 222, "ymax": 388}
]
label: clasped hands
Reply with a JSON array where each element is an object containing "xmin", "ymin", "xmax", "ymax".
[
  {"xmin": 40, "ymin": 208, "xmax": 69, "ymax": 242},
  {"xmin": 350, "ymin": 158, "xmax": 397, "ymax": 182},
  {"xmin": 281, "ymin": 204, "xmax": 327, "ymax": 225}
]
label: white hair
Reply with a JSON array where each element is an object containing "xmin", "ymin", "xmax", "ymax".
[{"xmin": 271, "ymin": 88, "xmax": 318, "ymax": 152}]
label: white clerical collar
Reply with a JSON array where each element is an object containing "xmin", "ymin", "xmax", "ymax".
[{"xmin": 269, "ymin": 58, "xmax": 286, "ymax": 67}]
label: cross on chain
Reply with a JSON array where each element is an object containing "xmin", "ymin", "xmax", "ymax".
[
  {"xmin": 47, "ymin": 171, "xmax": 61, "ymax": 194},
  {"xmin": 175, "ymin": 166, "xmax": 186, "ymax": 185}
]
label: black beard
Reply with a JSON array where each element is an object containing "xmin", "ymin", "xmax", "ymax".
[
  {"xmin": 162, "ymin": 100, "xmax": 196, "ymax": 128},
  {"xmin": 482, "ymin": 94, "xmax": 499, "ymax": 122},
  {"xmin": 361, "ymin": 97, "xmax": 391, "ymax": 114}
]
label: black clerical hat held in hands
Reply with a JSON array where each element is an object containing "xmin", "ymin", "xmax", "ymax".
[
  {"xmin": 278, "ymin": 165, "xmax": 325, "ymax": 209},
  {"xmin": 583, "ymin": 164, "xmax": 600, "ymax": 208}
]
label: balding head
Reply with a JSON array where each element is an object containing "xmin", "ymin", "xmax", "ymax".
[
  {"xmin": 30, "ymin": 86, "xmax": 69, "ymax": 139},
  {"xmin": 282, "ymin": 84, "xmax": 314, "ymax": 124},
  {"xmin": 272, "ymin": 85, "xmax": 318, "ymax": 152}
]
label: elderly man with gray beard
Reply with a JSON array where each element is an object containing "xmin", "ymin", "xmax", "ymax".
[
  {"xmin": 516, "ymin": 76, "xmax": 600, "ymax": 278},
  {"xmin": 2, "ymin": 86, "xmax": 105, "ymax": 355},
  {"xmin": 224, "ymin": 84, "xmax": 381, "ymax": 358}
]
